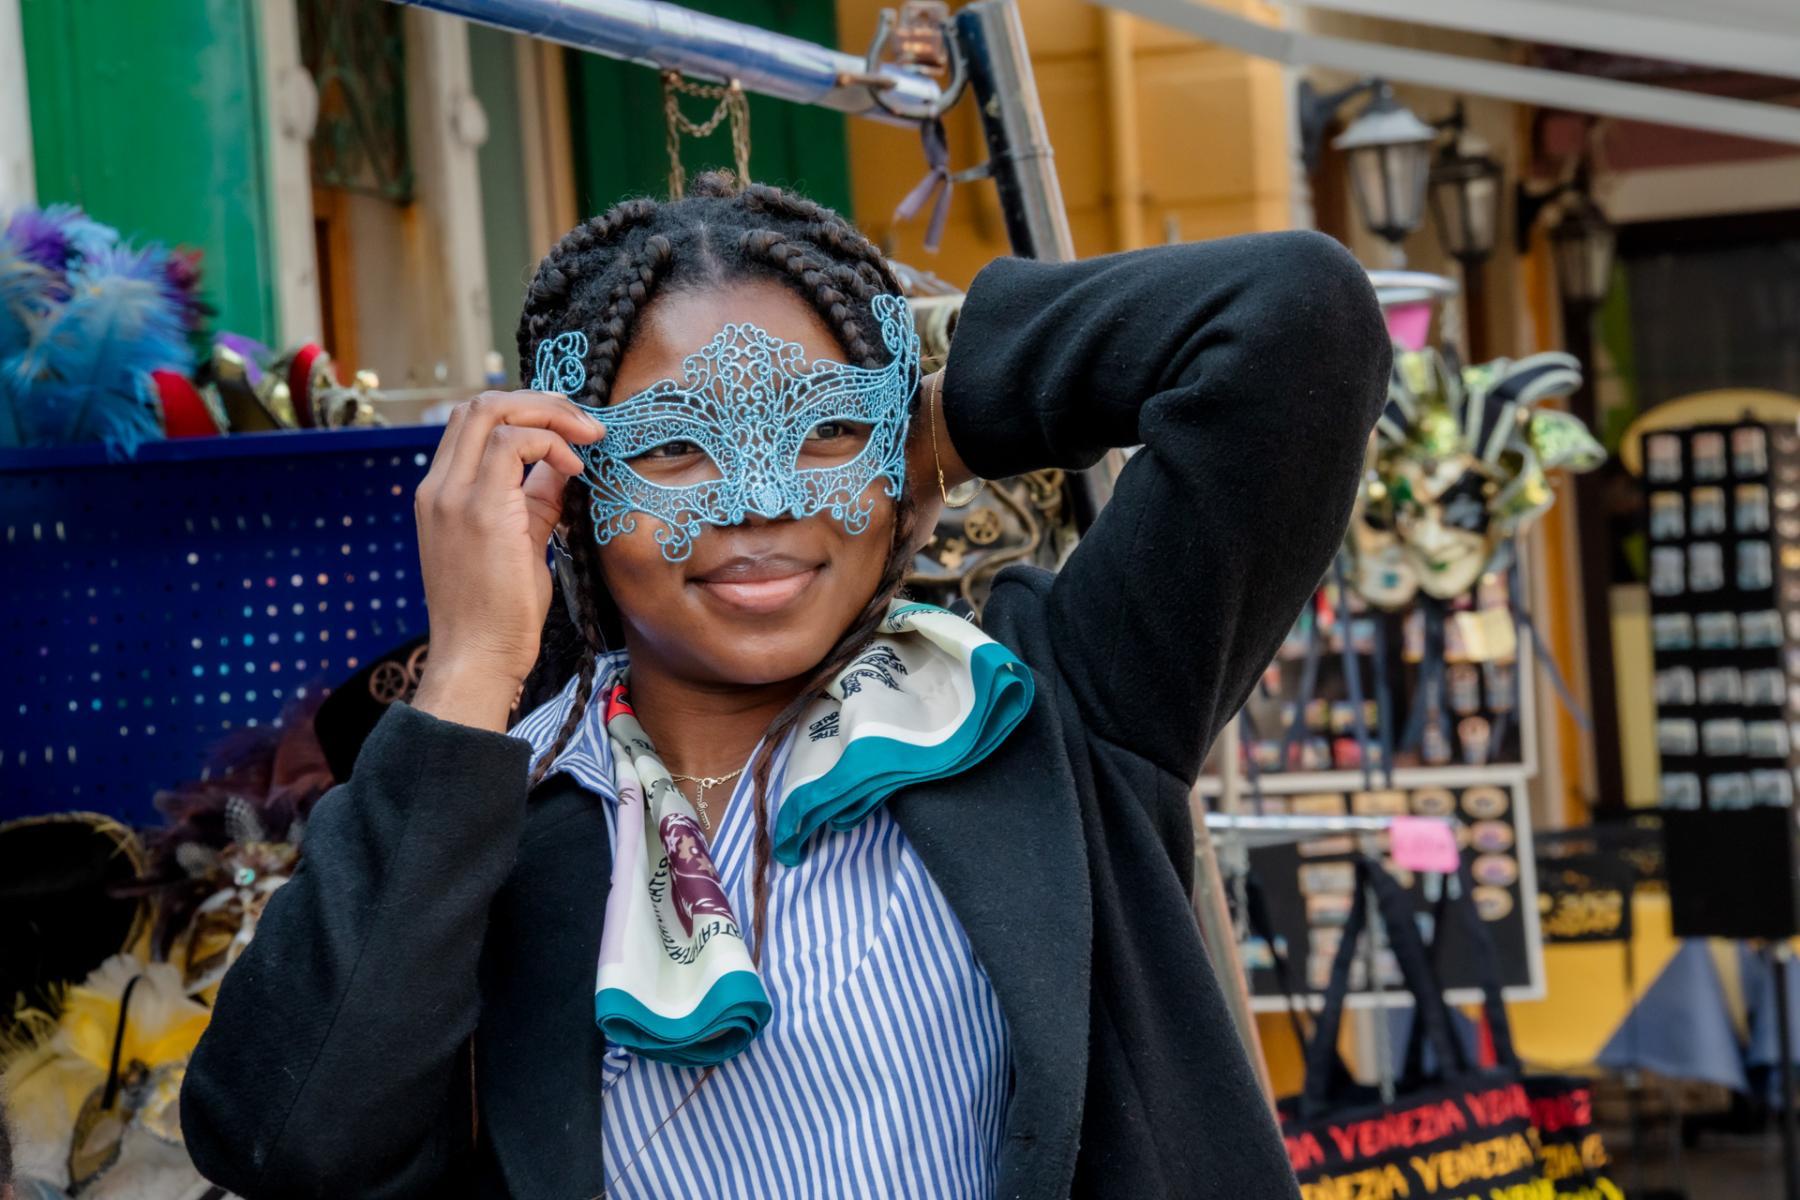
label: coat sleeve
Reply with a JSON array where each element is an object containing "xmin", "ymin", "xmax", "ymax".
[
  {"xmin": 181, "ymin": 703, "xmax": 532, "ymax": 1199},
  {"xmin": 942, "ymin": 232, "xmax": 1390, "ymax": 781}
]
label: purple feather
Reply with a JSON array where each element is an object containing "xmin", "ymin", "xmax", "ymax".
[
  {"xmin": 3, "ymin": 203, "xmax": 118, "ymax": 272},
  {"xmin": 5, "ymin": 207, "xmax": 72, "ymax": 270},
  {"xmin": 160, "ymin": 247, "xmax": 212, "ymax": 333}
]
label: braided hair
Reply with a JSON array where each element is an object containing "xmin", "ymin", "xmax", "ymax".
[{"xmin": 515, "ymin": 173, "xmax": 916, "ymax": 959}]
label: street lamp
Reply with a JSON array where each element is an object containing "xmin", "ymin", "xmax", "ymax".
[
  {"xmin": 1299, "ymin": 77, "xmax": 1437, "ymax": 262},
  {"xmin": 1428, "ymin": 124, "xmax": 1502, "ymax": 267},
  {"xmin": 1428, "ymin": 114, "xmax": 1504, "ymax": 357},
  {"xmin": 1515, "ymin": 166, "xmax": 1616, "ymax": 309},
  {"xmin": 1549, "ymin": 188, "xmax": 1616, "ymax": 309}
]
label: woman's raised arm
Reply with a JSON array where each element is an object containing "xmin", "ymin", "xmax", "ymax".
[{"xmin": 942, "ymin": 231, "xmax": 1390, "ymax": 782}]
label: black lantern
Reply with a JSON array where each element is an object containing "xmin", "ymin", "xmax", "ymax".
[
  {"xmin": 1332, "ymin": 83, "xmax": 1437, "ymax": 250},
  {"xmin": 1550, "ymin": 189, "xmax": 1615, "ymax": 308},
  {"xmin": 1429, "ymin": 132, "xmax": 1503, "ymax": 266}
]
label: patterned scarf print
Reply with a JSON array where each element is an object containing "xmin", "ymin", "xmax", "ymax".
[{"xmin": 595, "ymin": 600, "xmax": 1033, "ymax": 1066}]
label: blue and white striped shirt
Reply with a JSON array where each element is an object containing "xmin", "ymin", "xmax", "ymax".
[{"xmin": 514, "ymin": 658, "xmax": 1013, "ymax": 1198}]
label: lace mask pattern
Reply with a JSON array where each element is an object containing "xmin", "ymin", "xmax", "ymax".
[{"xmin": 533, "ymin": 292, "xmax": 919, "ymax": 561}]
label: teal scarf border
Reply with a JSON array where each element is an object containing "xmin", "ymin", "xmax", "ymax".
[
  {"xmin": 597, "ymin": 971, "xmax": 773, "ymax": 1068},
  {"xmin": 772, "ymin": 641, "xmax": 1034, "ymax": 867}
]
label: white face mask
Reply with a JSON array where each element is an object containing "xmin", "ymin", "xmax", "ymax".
[{"xmin": 1349, "ymin": 517, "xmax": 1420, "ymax": 610}]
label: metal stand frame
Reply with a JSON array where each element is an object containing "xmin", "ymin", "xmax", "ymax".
[{"xmin": 1775, "ymin": 942, "xmax": 1800, "ymax": 1200}]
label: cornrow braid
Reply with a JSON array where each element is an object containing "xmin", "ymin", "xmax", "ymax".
[
  {"xmin": 740, "ymin": 182, "xmax": 903, "ymax": 295},
  {"xmin": 516, "ymin": 199, "xmax": 661, "ymax": 373},
  {"xmin": 738, "ymin": 232, "xmax": 878, "ymax": 365},
  {"xmin": 513, "ymin": 172, "xmax": 922, "ymax": 959}
]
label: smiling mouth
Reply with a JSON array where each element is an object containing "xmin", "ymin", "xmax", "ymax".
[{"xmin": 690, "ymin": 554, "xmax": 823, "ymax": 614}]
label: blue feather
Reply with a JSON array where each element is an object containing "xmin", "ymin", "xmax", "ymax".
[
  {"xmin": 0, "ymin": 245, "xmax": 53, "ymax": 361},
  {"xmin": 4, "ymin": 241, "xmax": 190, "ymax": 453}
]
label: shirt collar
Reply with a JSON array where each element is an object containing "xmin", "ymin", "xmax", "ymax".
[{"xmin": 511, "ymin": 649, "xmax": 629, "ymax": 802}]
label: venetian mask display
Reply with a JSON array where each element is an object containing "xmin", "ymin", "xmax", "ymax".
[{"xmin": 1346, "ymin": 348, "xmax": 1604, "ymax": 608}]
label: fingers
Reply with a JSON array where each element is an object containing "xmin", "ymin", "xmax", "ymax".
[
  {"xmin": 421, "ymin": 400, "xmax": 470, "ymax": 490},
  {"xmin": 522, "ymin": 460, "xmax": 573, "ymax": 545},
  {"xmin": 479, "ymin": 425, "xmax": 588, "ymax": 491},
  {"xmin": 442, "ymin": 390, "xmax": 604, "ymax": 488}
]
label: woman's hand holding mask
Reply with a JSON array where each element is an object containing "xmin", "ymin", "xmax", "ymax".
[{"xmin": 412, "ymin": 390, "xmax": 605, "ymax": 732}]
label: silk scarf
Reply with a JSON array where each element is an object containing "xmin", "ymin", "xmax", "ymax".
[{"xmin": 595, "ymin": 599, "xmax": 1034, "ymax": 1067}]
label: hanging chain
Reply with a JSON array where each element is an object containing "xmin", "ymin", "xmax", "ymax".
[{"xmin": 661, "ymin": 71, "xmax": 752, "ymax": 198}]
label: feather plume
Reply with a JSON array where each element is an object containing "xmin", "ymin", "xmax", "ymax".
[
  {"xmin": 0, "ymin": 244, "xmax": 53, "ymax": 356},
  {"xmin": 0, "ymin": 246, "xmax": 52, "ymax": 447},
  {"xmin": 6, "ymin": 244, "xmax": 190, "ymax": 454},
  {"xmin": 3, "ymin": 203, "xmax": 116, "ymax": 273}
]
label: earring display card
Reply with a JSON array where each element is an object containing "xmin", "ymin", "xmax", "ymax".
[
  {"xmin": 1644, "ymin": 421, "xmax": 1800, "ymax": 939},
  {"xmin": 1233, "ymin": 782, "xmax": 1539, "ymax": 1007}
]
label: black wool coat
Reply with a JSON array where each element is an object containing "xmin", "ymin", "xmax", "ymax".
[{"xmin": 182, "ymin": 232, "xmax": 1390, "ymax": 1199}]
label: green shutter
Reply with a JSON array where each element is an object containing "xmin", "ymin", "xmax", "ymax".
[
  {"xmin": 20, "ymin": 0, "xmax": 278, "ymax": 344},
  {"xmin": 565, "ymin": 0, "xmax": 852, "ymax": 219}
]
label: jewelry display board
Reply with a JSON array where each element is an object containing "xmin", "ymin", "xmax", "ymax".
[
  {"xmin": 1199, "ymin": 558, "xmax": 1549, "ymax": 1009},
  {"xmin": 1232, "ymin": 574, "xmax": 1529, "ymax": 778},
  {"xmin": 1230, "ymin": 779, "xmax": 1544, "ymax": 1009},
  {"xmin": 1642, "ymin": 420, "xmax": 1800, "ymax": 939}
]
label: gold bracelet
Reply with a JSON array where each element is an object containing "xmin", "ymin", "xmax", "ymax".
[{"xmin": 929, "ymin": 373, "xmax": 986, "ymax": 508}]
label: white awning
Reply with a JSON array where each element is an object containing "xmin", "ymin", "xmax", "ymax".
[{"xmin": 1093, "ymin": 0, "xmax": 1800, "ymax": 146}]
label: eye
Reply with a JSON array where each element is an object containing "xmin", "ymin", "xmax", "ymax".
[
  {"xmin": 806, "ymin": 421, "xmax": 854, "ymax": 441},
  {"xmin": 643, "ymin": 439, "xmax": 702, "ymax": 459}
]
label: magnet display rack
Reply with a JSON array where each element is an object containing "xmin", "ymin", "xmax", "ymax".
[
  {"xmin": 1198, "ymin": 577, "xmax": 1547, "ymax": 1011},
  {"xmin": 1641, "ymin": 419, "xmax": 1800, "ymax": 940}
]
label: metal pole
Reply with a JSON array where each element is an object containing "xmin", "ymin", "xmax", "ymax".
[
  {"xmin": 1560, "ymin": 297, "xmax": 1626, "ymax": 810},
  {"xmin": 954, "ymin": 0, "xmax": 1122, "ymax": 521},
  {"xmin": 1775, "ymin": 943, "xmax": 1800, "ymax": 1200},
  {"xmin": 951, "ymin": 1, "xmax": 1075, "ymax": 263},
  {"xmin": 1190, "ymin": 799, "xmax": 1276, "ymax": 1108},
  {"xmin": 382, "ymin": 0, "xmax": 949, "ymax": 121}
]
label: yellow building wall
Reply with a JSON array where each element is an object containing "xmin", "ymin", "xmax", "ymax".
[{"xmin": 834, "ymin": 0, "xmax": 1294, "ymax": 287}]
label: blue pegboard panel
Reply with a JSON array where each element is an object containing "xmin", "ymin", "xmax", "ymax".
[{"xmin": 2, "ymin": 426, "xmax": 442, "ymax": 824}]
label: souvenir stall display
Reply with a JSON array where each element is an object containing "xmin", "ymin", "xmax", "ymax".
[
  {"xmin": 1210, "ymin": 273, "xmax": 1605, "ymax": 1013},
  {"xmin": 1236, "ymin": 783, "xmax": 1537, "ymax": 999},
  {"xmin": 1234, "ymin": 337, "xmax": 1603, "ymax": 780},
  {"xmin": 0, "ymin": 199, "xmax": 448, "ymax": 1200},
  {"xmin": 0, "ymin": 204, "xmax": 389, "ymax": 454},
  {"xmin": 0, "ymin": 708, "xmax": 329, "ymax": 1197}
]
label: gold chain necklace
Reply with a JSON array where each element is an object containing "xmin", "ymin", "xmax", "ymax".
[{"xmin": 668, "ymin": 767, "xmax": 745, "ymax": 834}]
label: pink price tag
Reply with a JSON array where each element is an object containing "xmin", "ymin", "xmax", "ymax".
[{"xmin": 1390, "ymin": 816, "xmax": 1460, "ymax": 874}]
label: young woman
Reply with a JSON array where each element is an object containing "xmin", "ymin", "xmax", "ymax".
[{"xmin": 182, "ymin": 175, "xmax": 1388, "ymax": 1199}]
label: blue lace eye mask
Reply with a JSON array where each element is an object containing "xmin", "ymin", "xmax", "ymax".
[{"xmin": 533, "ymin": 292, "xmax": 919, "ymax": 562}]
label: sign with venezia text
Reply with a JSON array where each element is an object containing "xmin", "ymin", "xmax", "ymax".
[{"xmin": 1282, "ymin": 1080, "xmax": 1620, "ymax": 1200}]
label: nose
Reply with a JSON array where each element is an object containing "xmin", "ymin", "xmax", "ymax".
[{"xmin": 745, "ymin": 482, "xmax": 788, "ymax": 519}]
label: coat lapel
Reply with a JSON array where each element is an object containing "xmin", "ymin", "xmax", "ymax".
[{"xmin": 890, "ymin": 668, "xmax": 1093, "ymax": 1199}]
